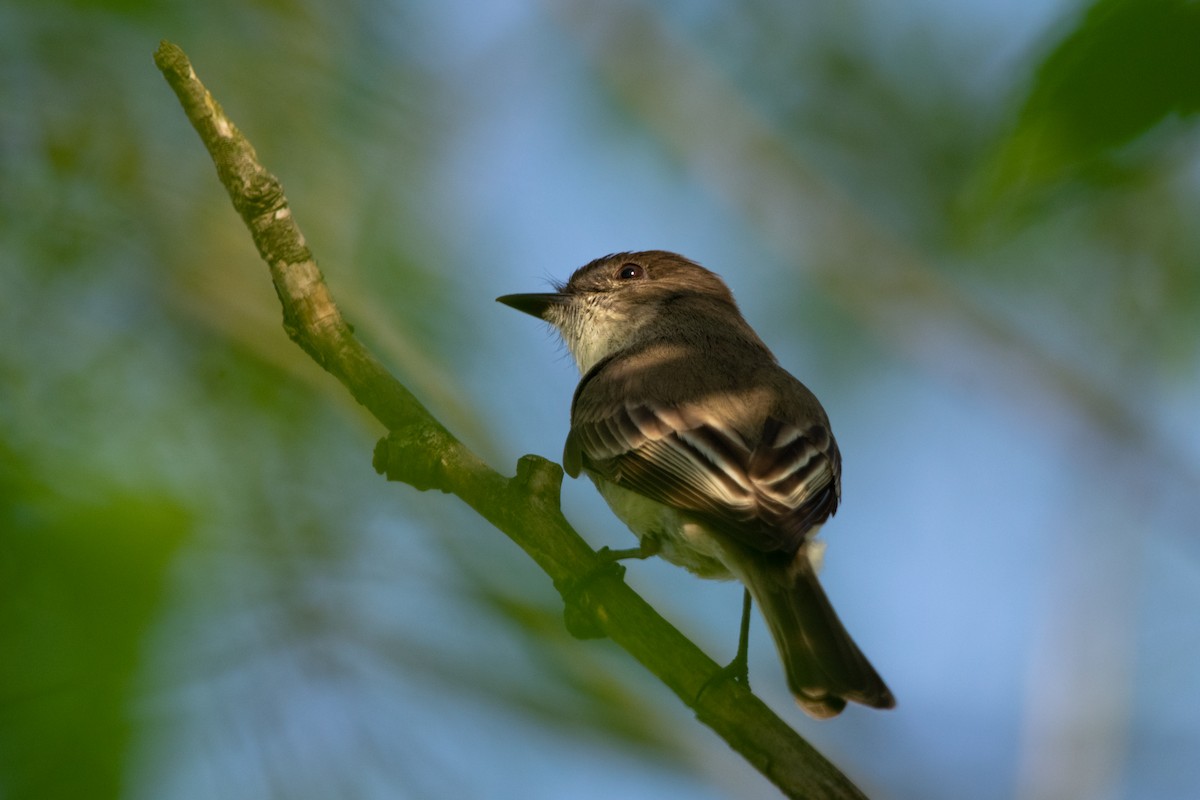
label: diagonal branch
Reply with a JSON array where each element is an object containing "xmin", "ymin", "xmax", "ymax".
[{"xmin": 153, "ymin": 40, "xmax": 872, "ymax": 800}]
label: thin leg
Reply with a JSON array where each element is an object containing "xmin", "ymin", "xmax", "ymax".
[
  {"xmin": 695, "ymin": 589, "xmax": 753, "ymax": 702},
  {"xmin": 729, "ymin": 588, "xmax": 752, "ymax": 687},
  {"xmin": 566, "ymin": 542, "xmax": 655, "ymax": 602},
  {"xmin": 596, "ymin": 545, "xmax": 649, "ymax": 562}
]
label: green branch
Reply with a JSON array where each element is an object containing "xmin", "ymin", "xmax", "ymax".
[{"xmin": 153, "ymin": 40, "xmax": 871, "ymax": 800}]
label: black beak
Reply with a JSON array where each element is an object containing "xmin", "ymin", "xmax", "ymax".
[{"xmin": 496, "ymin": 292, "xmax": 564, "ymax": 320}]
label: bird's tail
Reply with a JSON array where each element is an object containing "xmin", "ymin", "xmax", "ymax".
[{"xmin": 739, "ymin": 552, "xmax": 895, "ymax": 719}]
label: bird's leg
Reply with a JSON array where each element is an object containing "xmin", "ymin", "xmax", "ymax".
[
  {"xmin": 696, "ymin": 589, "xmax": 753, "ymax": 702},
  {"xmin": 729, "ymin": 587, "xmax": 753, "ymax": 686},
  {"xmin": 595, "ymin": 538, "xmax": 659, "ymax": 563},
  {"xmin": 594, "ymin": 546, "xmax": 644, "ymax": 562},
  {"xmin": 558, "ymin": 539, "xmax": 659, "ymax": 640}
]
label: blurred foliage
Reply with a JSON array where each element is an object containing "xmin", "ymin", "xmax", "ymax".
[
  {"xmin": 992, "ymin": 0, "xmax": 1200, "ymax": 195},
  {"xmin": 0, "ymin": 447, "xmax": 188, "ymax": 799},
  {"xmin": 1, "ymin": 0, "xmax": 1199, "ymax": 798},
  {"xmin": 0, "ymin": 2, "xmax": 681, "ymax": 799},
  {"xmin": 967, "ymin": 0, "xmax": 1200, "ymax": 379}
]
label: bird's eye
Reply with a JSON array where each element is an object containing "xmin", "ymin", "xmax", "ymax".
[{"xmin": 617, "ymin": 263, "xmax": 644, "ymax": 280}]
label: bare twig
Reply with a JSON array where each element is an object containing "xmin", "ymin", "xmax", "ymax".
[{"xmin": 154, "ymin": 40, "xmax": 873, "ymax": 800}]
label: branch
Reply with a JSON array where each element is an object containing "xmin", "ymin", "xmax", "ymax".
[{"xmin": 154, "ymin": 40, "xmax": 870, "ymax": 800}]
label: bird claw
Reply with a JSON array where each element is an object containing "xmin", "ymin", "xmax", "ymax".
[{"xmin": 558, "ymin": 544, "xmax": 656, "ymax": 639}]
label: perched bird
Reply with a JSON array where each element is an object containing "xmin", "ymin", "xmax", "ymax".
[{"xmin": 498, "ymin": 250, "xmax": 894, "ymax": 718}]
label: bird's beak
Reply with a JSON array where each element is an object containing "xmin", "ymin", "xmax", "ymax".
[{"xmin": 496, "ymin": 292, "xmax": 565, "ymax": 320}]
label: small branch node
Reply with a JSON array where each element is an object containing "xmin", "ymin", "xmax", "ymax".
[
  {"xmin": 373, "ymin": 427, "xmax": 455, "ymax": 493},
  {"xmin": 512, "ymin": 454, "xmax": 563, "ymax": 502}
]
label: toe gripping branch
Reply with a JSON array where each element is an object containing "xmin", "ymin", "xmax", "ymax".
[
  {"xmin": 505, "ymin": 453, "xmax": 641, "ymax": 642},
  {"xmin": 557, "ymin": 547, "xmax": 643, "ymax": 640}
]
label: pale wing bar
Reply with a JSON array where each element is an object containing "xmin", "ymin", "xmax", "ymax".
[{"xmin": 574, "ymin": 404, "xmax": 840, "ymax": 553}]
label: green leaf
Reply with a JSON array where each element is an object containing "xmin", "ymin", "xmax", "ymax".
[
  {"xmin": 0, "ymin": 454, "xmax": 189, "ymax": 800},
  {"xmin": 991, "ymin": 0, "xmax": 1200, "ymax": 194}
]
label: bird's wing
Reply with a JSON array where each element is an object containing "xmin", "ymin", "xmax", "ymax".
[{"xmin": 566, "ymin": 402, "xmax": 840, "ymax": 554}]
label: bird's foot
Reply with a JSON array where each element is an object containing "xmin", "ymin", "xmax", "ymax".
[
  {"xmin": 558, "ymin": 545, "xmax": 652, "ymax": 640},
  {"xmin": 696, "ymin": 651, "xmax": 752, "ymax": 703}
]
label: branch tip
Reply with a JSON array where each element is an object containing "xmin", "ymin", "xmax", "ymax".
[{"xmin": 153, "ymin": 40, "xmax": 190, "ymax": 80}]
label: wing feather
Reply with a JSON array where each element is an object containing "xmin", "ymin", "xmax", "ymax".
[{"xmin": 570, "ymin": 403, "xmax": 840, "ymax": 554}]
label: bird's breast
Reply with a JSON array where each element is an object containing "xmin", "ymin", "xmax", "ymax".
[{"xmin": 590, "ymin": 472, "xmax": 735, "ymax": 580}]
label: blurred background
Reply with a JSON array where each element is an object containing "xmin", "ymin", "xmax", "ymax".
[{"xmin": 2, "ymin": 0, "xmax": 1199, "ymax": 798}]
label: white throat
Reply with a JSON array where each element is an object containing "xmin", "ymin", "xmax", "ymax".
[{"xmin": 549, "ymin": 294, "xmax": 648, "ymax": 374}]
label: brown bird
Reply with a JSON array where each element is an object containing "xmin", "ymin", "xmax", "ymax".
[{"xmin": 499, "ymin": 250, "xmax": 894, "ymax": 718}]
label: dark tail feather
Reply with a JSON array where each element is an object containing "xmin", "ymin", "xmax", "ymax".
[{"xmin": 741, "ymin": 554, "xmax": 894, "ymax": 719}]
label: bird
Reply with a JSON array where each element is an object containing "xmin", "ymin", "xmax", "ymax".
[{"xmin": 497, "ymin": 250, "xmax": 894, "ymax": 718}]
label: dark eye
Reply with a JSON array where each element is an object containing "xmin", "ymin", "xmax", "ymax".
[{"xmin": 617, "ymin": 263, "xmax": 644, "ymax": 280}]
